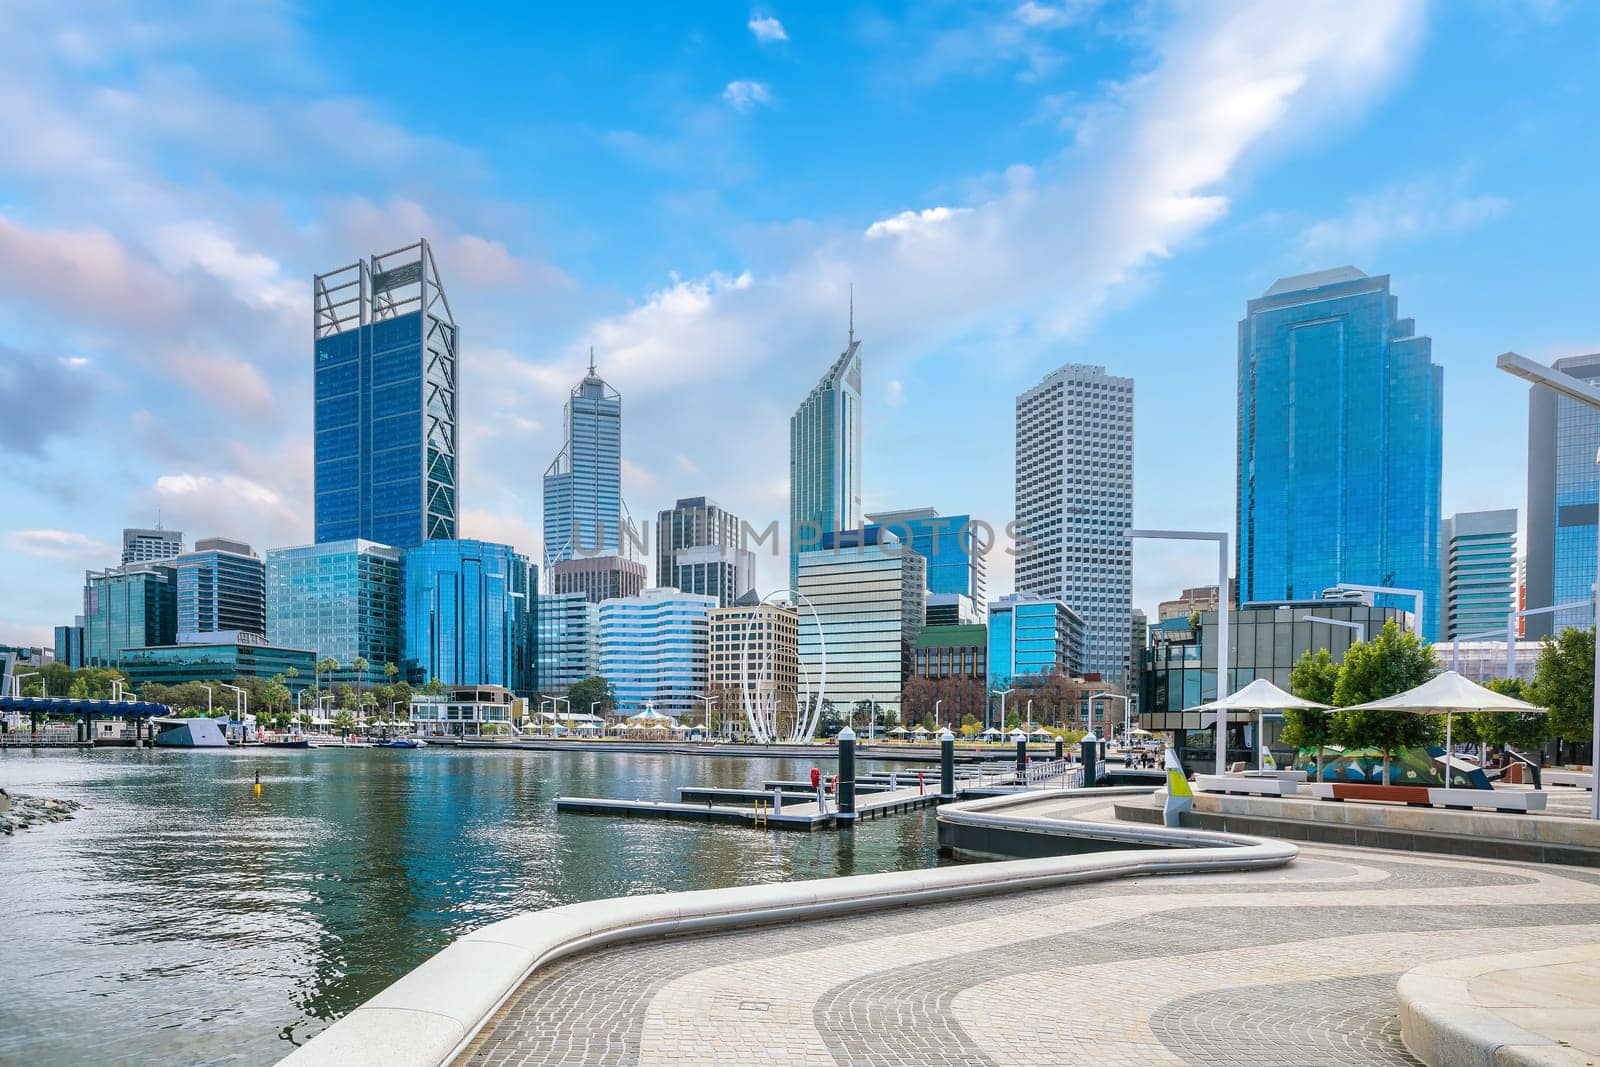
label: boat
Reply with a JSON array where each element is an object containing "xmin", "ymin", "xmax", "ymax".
[
  {"xmin": 373, "ymin": 738, "xmax": 428, "ymax": 749},
  {"xmin": 262, "ymin": 737, "xmax": 311, "ymax": 749},
  {"xmin": 152, "ymin": 717, "xmax": 230, "ymax": 748}
]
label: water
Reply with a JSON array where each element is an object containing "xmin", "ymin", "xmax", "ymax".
[{"xmin": 0, "ymin": 746, "xmax": 943, "ymax": 1066}]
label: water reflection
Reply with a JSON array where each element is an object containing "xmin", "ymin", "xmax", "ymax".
[{"xmin": 0, "ymin": 747, "xmax": 940, "ymax": 1065}]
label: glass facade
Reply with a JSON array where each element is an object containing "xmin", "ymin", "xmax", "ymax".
[
  {"xmin": 866, "ymin": 508, "xmax": 987, "ymax": 620},
  {"xmin": 82, "ymin": 564, "xmax": 177, "ymax": 667},
  {"xmin": 265, "ymin": 540, "xmax": 403, "ymax": 685},
  {"xmin": 177, "ymin": 539, "xmax": 265, "ymax": 638},
  {"xmin": 987, "ymin": 593, "xmax": 1084, "ymax": 689},
  {"xmin": 314, "ymin": 241, "xmax": 458, "ymax": 548},
  {"xmin": 536, "ymin": 592, "xmax": 599, "ymax": 695},
  {"xmin": 1441, "ymin": 510, "xmax": 1517, "ymax": 640},
  {"xmin": 403, "ymin": 539, "xmax": 534, "ymax": 695},
  {"xmin": 121, "ymin": 638, "xmax": 316, "ymax": 693},
  {"xmin": 1525, "ymin": 353, "xmax": 1600, "ymax": 638},
  {"xmin": 656, "ymin": 497, "xmax": 755, "ymax": 606},
  {"xmin": 796, "ymin": 542, "xmax": 924, "ymax": 713},
  {"xmin": 1238, "ymin": 268, "xmax": 1444, "ymax": 638},
  {"xmin": 543, "ymin": 358, "xmax": 622, "ymax": 564},
  {"xmin": 790, "ymin": 330, "xmax": 862, "ymax": 590},
  {"xmin": 598, "ymin": 588, "xmax": 716, "ymax": 716}
]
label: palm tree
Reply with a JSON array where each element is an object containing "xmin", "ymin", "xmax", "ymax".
[
  {"xmin": 351, "ymin": 657, "xmax": 370, "ymax": 722},
  {"xmin": 315, "ymin": 656, "xmax": 339, "ymax": 698}
]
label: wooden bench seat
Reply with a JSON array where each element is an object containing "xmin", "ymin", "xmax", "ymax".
[{"xmin": 1303, "ymin": 781, "xmax": 1547, "ymax": 812}]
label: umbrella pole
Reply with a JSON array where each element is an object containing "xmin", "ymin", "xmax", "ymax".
[
  {"xmin": 1257, "ymin": 709, "xmax": 1264, "ymax": 771},
  {"xmin": 1445, "ymin": 712, "xmax": 1452, "ymax": 788}
]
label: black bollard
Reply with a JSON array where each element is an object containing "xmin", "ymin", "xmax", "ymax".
[
  {"xmin": 1080, "ymin": 734, "xmax": 1099, "ymax": 786},
  {"xmin": 1054, "ymin": 737, "xmax": 1064, "ymax": 760},
  {"xmin": 940, "ymin": 728, "xmax": 955, "ymax": 799},
  {"xmin": 1015, "ymin": 735, "xmax": 1028, "ymax": 777},
  {"xmin": 836, "ymin": 726, "xmax": 857, "ymax": 821}
]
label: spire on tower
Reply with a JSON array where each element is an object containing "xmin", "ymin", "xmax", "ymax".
[
  {"xmin": 848, "ymin": 283, "xmax": 855, "ymax": 346},
  {"xmin": 588, "ymin": 346, "xmax": 597, "ymax": 376}
]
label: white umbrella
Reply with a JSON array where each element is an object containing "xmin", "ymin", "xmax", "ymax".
[
  {"xmin": 1186, "ymin": 678, "xmax": 1331, "ymax": 771},
  {"xmin": 1339, "ymin": 670, "xmax": 1547, "ymax": 787},
  {"xmin": 889, "ymin": 725, "xmax": 907, "ymax": 736}
]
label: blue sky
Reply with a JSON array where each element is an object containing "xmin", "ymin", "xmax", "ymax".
[{"xmin": 3, "ymin": 0, "xmax": 1598, "ymax": 646}]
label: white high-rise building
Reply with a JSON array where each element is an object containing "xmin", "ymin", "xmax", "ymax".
[
  {"xmin": 598, "ymin": 587, "xmax": 715, "ymax": 718},
  {"xmin": 1014, "ymin": 363, "xmax": 1134, "ymax": 683}
]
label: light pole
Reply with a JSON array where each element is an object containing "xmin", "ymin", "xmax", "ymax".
[
  {"xmin": 990, "ymin": 688, "xmax": 1014, "ymax": 736},
  {"xmin": 699, "ymin": 695, "xmax": 715, "ymax": 739},
  {"xmin": 219, "ymin": 683, "xmax": 246, "ymax": 739},
  {"xmin": 1509, "ymin": 599, "xmax": 1593, "ymax": 678},
  {"xmin": 1132, "ymin": 529, "xmax": 1230, "ymax": 776},
  {"xmin": 1090, "ymin": 691, "xmax": 1131, "ymax": 746},
  {"xmin": 1498, "ymin": 350, "xmax": 1600, "ymax": 819},
  {"xmin": 13, "ymin": 671, "xmax": 38, "ymax": 698},
  {"xmin": 934, "ymin": 698, "xmax": 943, "ymax": 731},
  {"xmin": 1328, "ymin": 583, "xmax": 1424, "ymax": 637}
]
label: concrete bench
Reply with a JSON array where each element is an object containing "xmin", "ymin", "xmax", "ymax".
[
  {"xmin": 1196, "ymin": 774, "xmax": 1300, "ymax": 797},
  {"xmin": 1304, "ymin": 781, "xmax": 1548, "ymax": 812},
  {"xmin": 1241, "ymin": 769, "xmax": 1308, "ymax": 783},
  {"xmin": 1545, "ymin": 769, "xmax": 1595, "ymax": 790}
]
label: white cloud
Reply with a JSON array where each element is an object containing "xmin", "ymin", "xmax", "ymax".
[
  {"xmin": 722, "ymin": 80, "xmax": 773, "ymax": 113},
  {"xmin": 864, "ymin": 205, "xmax": 973, "ymax": 239},
  {"xmin": 748, "ymin": 14, "xmax": 788, "ymax": 43},
  {"xmin": 7, "ymin": 529, "xmax": 114, "ymax": 562},
  {"xmin": 1300, "ymin": 176, "xmax": 1509, "ymax": 258}
]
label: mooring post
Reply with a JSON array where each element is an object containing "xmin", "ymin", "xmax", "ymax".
[
  {"xmin": 836, "ymin": 726, "xmax": 857, "ymax": 822},
  {"xmin": 939, "ymin": 728, "xmax": 955, "ymax": 799}
]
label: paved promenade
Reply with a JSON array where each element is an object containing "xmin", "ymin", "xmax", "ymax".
[{"xmin": 458, "ymin": 806, "xmax": 1600, "ymax": 1066}]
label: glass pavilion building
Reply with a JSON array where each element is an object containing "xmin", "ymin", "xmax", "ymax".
[
  {"xmin": 790, "ymin": 318, "xmax": 862, "ymax": 590},
  {"xmin": 1237, "ymin": 268, "xmax": 1444, "ymax": 639},
  {"xmin": 403, "ymin": 540, "xmax": 535, "ymax": 695},
  {"xmin": 313, "ymin": 239, "xmax": 458, "ymax": 548},
  {"xmin": 265, "ymin": 540, "xmax": 403, "ymax": 686},
  {"xmin": 544, "ymin": 352, "xmax": 622, "ymax": 566}
]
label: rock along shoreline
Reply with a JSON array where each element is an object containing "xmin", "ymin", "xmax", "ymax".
[{"xmin": 0, "ymin": 789, "xmax": 85, "ymax": 835}]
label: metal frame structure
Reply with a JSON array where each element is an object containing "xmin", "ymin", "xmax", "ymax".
[
  {"xmin": 739, "ymin": 589, "xmax": 825, "ymax": 743},
  {"xmin": 312, "ymin": 239, "xmax": 457, "ymax": 543}
]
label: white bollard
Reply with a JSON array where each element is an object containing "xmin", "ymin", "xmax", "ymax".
[{"xmin": 772, "ymin": 787, "xmax": 783, "ymax": 815}]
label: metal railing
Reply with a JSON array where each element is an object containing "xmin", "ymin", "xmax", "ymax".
[{"xmin": 1025, "ymin": 758, "xmax": 1084, "ymax": 789}]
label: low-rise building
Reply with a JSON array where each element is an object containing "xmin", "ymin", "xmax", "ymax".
[
  {"xmin": 409, "ymin": 685, "xmax": 523, "ymax": 739},
  {"xmin": 119, "ymin": 632, "xmax": 316, "ymax": 691},
  {"xmin": 987, "ymin": 593, "xmax": 1084, "ymax": 689}
]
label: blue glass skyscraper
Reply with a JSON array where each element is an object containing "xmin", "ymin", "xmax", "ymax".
[
  {"xmin": 790, "ymin": 312, "xmax": 862, "ymax": 589},
  {"xmin": 1237, "ymin": 268, "xmax": 1443, "ymax": 638},
  {"xmin": 403, "ymin": 539, "xmax": 534, "ymax": 695},
  {"xmin": 866, "ymin": 507, "xmax": 987, "ymax": 619},
  {"xmin": 1524, "ymin": 352, "xmax": 1600, "ymax": 638},
  {"xmin": 313, "ymin": 239, "xmax": 458, "ymax": 548},
  {"xmin": 544, "ymin": 350, "xmax": 622, "ymax": 567}
]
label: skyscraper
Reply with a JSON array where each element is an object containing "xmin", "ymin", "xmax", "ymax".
[
  {"xmin": 176, "ymin": 538, "xmax": 266, "ymax": 639},
  {"xmin": 403, "ymin": 539, "xmax": 535, "ymax": 695},
  {"xmin": 535, "ymin": 591, "xmax": 599, "ymax": 694},
  {"xmin": 544, "ymin": 351, "xmax": 622, "ymax": 566},
  {"xmin": 1440, "ymin": 510, "xmax": 1518, "ymax": 641},
  {"xmin": 656, "ymin": 497, "xmax": 755, "ymax": 606},
  {"xmin": 1524, "ymin": 352, "xmax": 1600, "ymax": 638},
  {"xmin": 122, "ymin": 527, "xmax": 183, "ymax": 565},
  {"xmin": 265, "ymin": 540, "xmax": 403, "ymax": 686},
  {"xmin": 313, "ymin": 239, "xmax": 458, "ymax": 548},
  {"xmin": 1237, "ymin": 268, "xmax": 1444, "ymax": 638},
  {"xmin": 797, "ymin": 534, "xmax": 924, "ymax": 715},
  {"xmin": 790, "ymin": 310, "xmax": 862, "ymax": 589},
  {"xmin": 551, "ymin": 555, "xmax": 647, "ymax": 604},
  {"xmin": 82, "ymin": 563, "xmax": 177, "ymax": 667},
  {"xmin": 598, "ymin": 587, "xmax": 716, "ymax": 717},
  {"xmin": 1014, "ymin": 363, "xmax": 1134, "ymax": 681},
  {"xmin": 865, "ymin": 507, "xmax": 987, "ymax": 619}
]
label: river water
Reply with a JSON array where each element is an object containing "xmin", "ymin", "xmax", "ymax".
[{"xmin": 0, "ymin": 746, "xmax": 942, "ymax": 1066}]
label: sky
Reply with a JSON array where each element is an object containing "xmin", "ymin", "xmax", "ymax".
[{"xmin": 3, "ymin": 0, "xmax": 1599, "ymax": 647}]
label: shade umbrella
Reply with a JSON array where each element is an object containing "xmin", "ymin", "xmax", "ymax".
[
  {"xmin": 1338, "ymin": 670, "xmax": 1547, "ymax": 788},
  {"xmin": 1186, "ymin": 677, "xmax": 1331, "ymax": 773},
  {"xmin": 889, "ymin": 725, "xmax": 907, "ymax": 736}
]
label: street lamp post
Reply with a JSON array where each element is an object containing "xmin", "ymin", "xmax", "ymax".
[
  {"xmin": 219, "ymin": 683, "xmax": 246, "ymax": 739},
  {"xmin": 1497, "ymin": 350, "xmax": 1600, "ymax": 819},
  {"xmin": 1328, "ymin": 583, "xmax": 1424, "ymax": 637},
  {"xmin": 699, "ymin": 695, "xmax": 716, "ymax": 739},
  {"xmin": 13, "ymin": 671, "xmax": 39, "ymax": 698},
  {"xmin": 1301, "ymin": 615, "xmax": 1366, "ymax": 644},
  {"xmin": 1132, "ymin": 529, "xmax": 1230, "ymax": 776},
  {"xmin": 1090, "ymin": 691, "xmax": 1131, "ymax": 746},
  {"xmin": 934, "ymin": 698, "xmax": 943, "ymax": 731},
  {"xmin": 990, "ymin": 688, "xmax": 1014, "ymax": 735}
]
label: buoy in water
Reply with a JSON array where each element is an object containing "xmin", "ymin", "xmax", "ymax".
[{"xmin": 254, "ymin": 768, "xmax": 262, "ymax": 795}]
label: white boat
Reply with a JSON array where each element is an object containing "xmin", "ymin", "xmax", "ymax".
[{"xmin": 152, "ymin": 717, "xmax": 230, "ymax": 748}]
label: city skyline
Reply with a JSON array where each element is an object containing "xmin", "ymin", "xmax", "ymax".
[{"xmin": 5, "ymin": 3, "xmax": 1599, "ymax": 644}]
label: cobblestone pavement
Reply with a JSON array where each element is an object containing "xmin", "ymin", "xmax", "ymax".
[{"xmin": 458, "ymin": 845, "xmax": 1600, "ymax": 1067}]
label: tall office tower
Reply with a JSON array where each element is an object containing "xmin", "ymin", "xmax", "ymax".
[
  {"xmin": 865, "ymin": 507, "xmax": 988, "ymax": 621},
  {"xmin": 1440, "ymin": 510, "xmax": 1518, "ymax": 641},
  {"xmin": 536, "ymin": 591, "xmax": 599, "ymax": 694},
  {"xmin": 403, "ymin": 540, "xmax": 535, "ymax": 695},
  {"xmin": 544, "ymin": 351, "xmax": 622, "ymax": 566},
  {"xmin": 655, "ymin": 497, "xmax": 756, "ymax": 606},
  {"xmin": 598, "ymin": 588, "xmax": 716, "ymax": 717},
  {"xmin": 82, "ymin": 563, "xmax": 178, "ymax": 667},
  {"xmin": 313, "ymin": 239, "xmax": 458, "ymax": 547},
  {"xmin": 122, "ymin": 527, "xmax": 183, "ymax": 565},
  {"xmin": 707, "ymin": 596, "xmax": 800, "ymax": 738},
  {"xmin": 797, "ymin": 533, "xmax": 924, "ymax": 715},
  {"xmin": 790, "ymin": 311, "xmax": 862, "ymax": 590},
  {"xmin": 1524, "ymin": 352, "xmax": 1600, "ymax": 638},
  {"xmin": 1237, "ymin": 268, "xmax": 1444, "ymax": 639},
  {"xmin": 1014, "ymin": 363, "xmax": 1134, "ymax": 682},
  {"xmin": 266, "ymin": 540, "xmax": 403, "ymax": 686},
  {"xmin": 176, "ymin": 538, "xmax": 266, "ymax": 639},
  {"xmin": 551, "ymin": 555, "xmax": 647, "ymax": 604}
]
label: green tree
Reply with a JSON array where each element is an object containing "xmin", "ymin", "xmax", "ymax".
[
  {"xmin": 817, "ymin": 699, "xmax": 845, "ymax": 737},
  {"xmin": 1330, "ymin": 619, "xmax": 1440, "ymax": 784},
  {"xmin": 1471, "ymin": 676, "xmax": 1549, "ymax": 754},
  {"xmin": 1283, "ymin": 648, "xmax": 1340, "ymax": 781},
  {"xmin": 315, "ymin": 655, "xmax": 339, "ymax": 696},
  {"xmin": 424, "ymin": 677, "xmax": 446, "ymax": 696},
  {"xmin": 350, "ymin": 657, "xmax": 370, "ymax": 719},
  {"xmin": 1527, "ymin": 627, "xmax": 1593, "ymax": 755},
  {"xmin": 566, "ymin": 676, "xmax": 614, "ymax": 719},
  {"xmin": 332, "ymin": 709, "xmax": 356, "ymax": 737}
]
